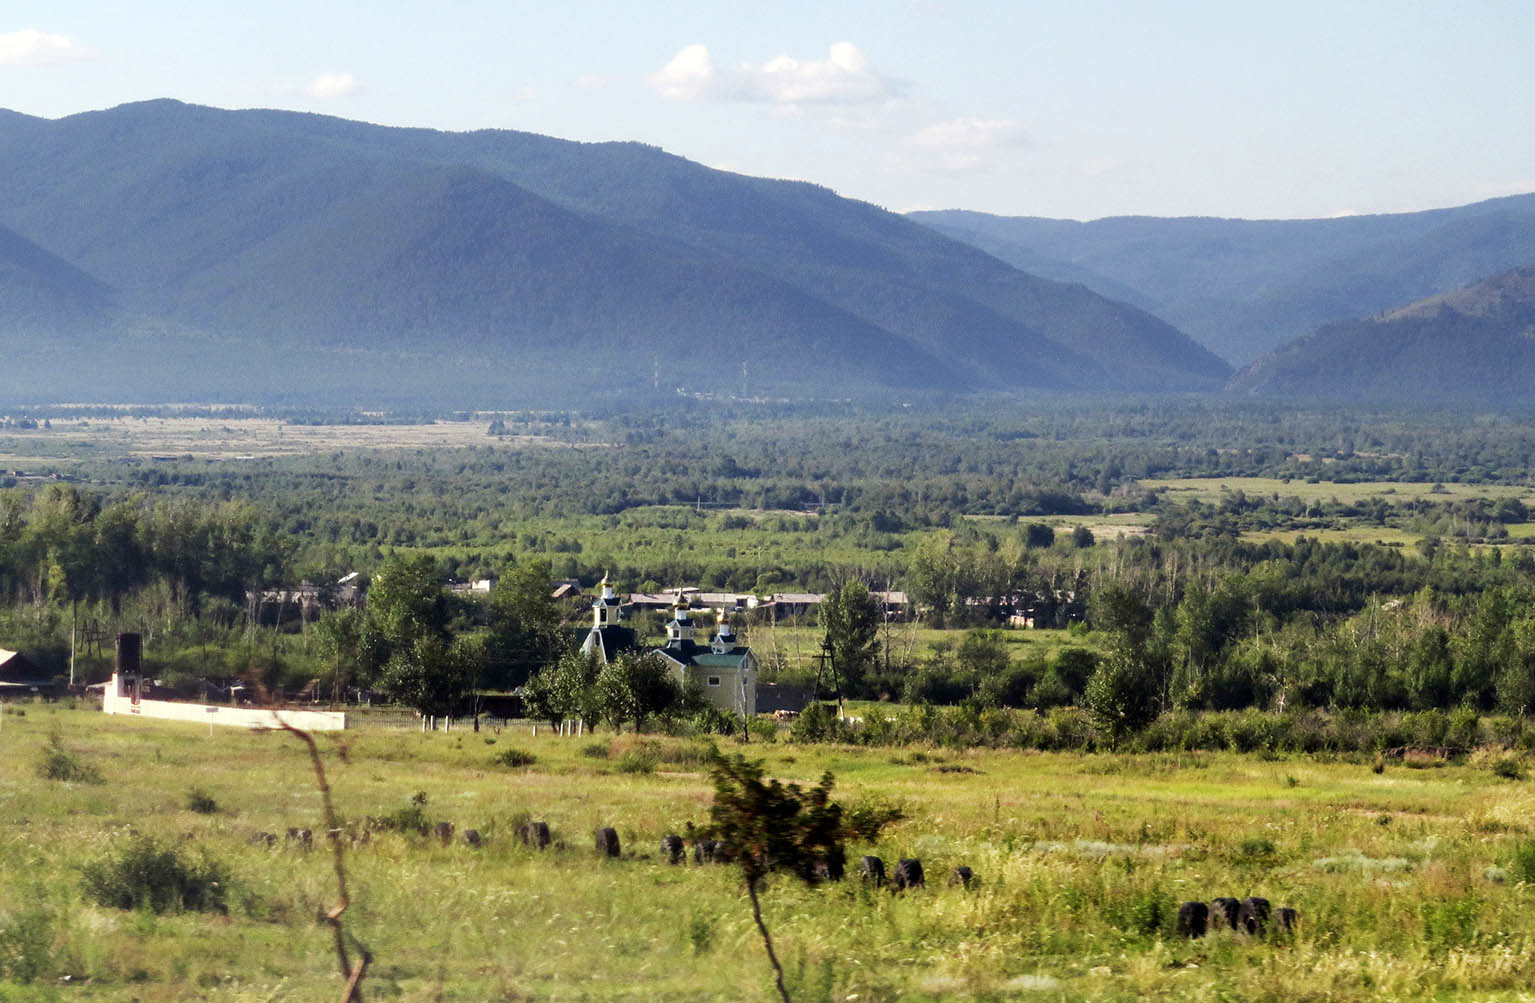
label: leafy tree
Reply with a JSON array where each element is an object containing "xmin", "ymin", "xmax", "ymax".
[
  {"xmin": 594, "ymin": 651, "xmax": 683, "ymax": 732},
  {"xmin": 1405, "ymin": 625, "xmax": 1455, "ymax": 710},
  {"xmin": 1088, "ymin": 582, "xmax": 1154, "ymax": 652},
  {"xmin": 362, "ymin": 555, "xmax": 469, "ymax": 715},
  {"xmin": 1083, "ymin": 651, "xmax": 1158, "ymax": 746},
  {"xmin": 312, "ymin": 608, "xmax": 363, "ymax": 701},
  {"xmin": 364, "ymin": 555, "xmax": 449, "ymax": 657},
  {"xmin": 1495, "ymin": 613, "xmax": 1535, "ymax": 714},
  {"xmin": 819, "ymin": 580, "xmax": 880, "ymax": 696},
  {"xmin": 955, "ymin": 629, "xmax": 1009, "ymax": 678},
  {"xmin": 378, "ymin": 634, "xmax": 479, "ymax": 718},
  {"xmin": 707, "ymin": 753, "xmax": 845, "ymax": 1003},
  {"xmin": 484, "ymin": 558, "xmax": 563, "ymax": 691},
  {"xmin": 518, "ymin": 649, "xmax": 601, "ymax": 728}
]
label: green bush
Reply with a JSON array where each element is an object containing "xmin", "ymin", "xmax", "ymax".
[
  {"xmin": 1108, "ymin": 888, "xmax": 1174, "ymax": 938},
  {"xmin": 790, "ymin": 702, "xmax": 855, "ymax": 744},
  {"xmin": 1233, "ymin": 837, "xmax": 1277, "ymax": 865},
  {"xmin": 372, "ymin": 792, "xmax": 430, "ymax": 834},
  {"xmin": 1510, "ymin": 839, "xmax": 1535, "ymax": 883},
  {"xmin": 81, "ymin": 837, "xmax": 229, "ymax": 914},
  {"xmin": 656, "ymin": 740, "xmax": 717, "ymax": 768},
  {"xmin": 617, "ymin": 745, "xmax": 659, "ymax": 774},
  {"xmin": 0, "ymin": 896, "xmax": 53, "ymax": 983},
  {"xmin": 581, "ymin": 742, "xmax": 611, "ymax": 759},
  {"xmin": 185, "ymin": 788, "xmax": 218, "ymax": 814},
  {"xmin": 842, "ymin": 795, "xmax": 907, "ymax": 843},
  {"xmin": 1422, "ymin": 894, "xmax": 1481, "ymax": 954},
  {"xmin": 1083, "ymin": 655, "xmax": 1158, "ymax": 746},
  {"xmin": 36, "ymin": 733, "xmax": 102, "ymax": 784},
  {"xmin": 492, "ymin": 748, "xmax": 537, "ymax": 768}
]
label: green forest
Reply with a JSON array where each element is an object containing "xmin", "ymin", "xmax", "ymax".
[{"xmin": 5, "ymin": 397, "xmax": 1535, "ymax": 744}]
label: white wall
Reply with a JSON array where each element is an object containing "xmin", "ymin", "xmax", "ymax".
[{"xmin": 101, "ymin": 674, "xmax": 345, "ymax": 731}]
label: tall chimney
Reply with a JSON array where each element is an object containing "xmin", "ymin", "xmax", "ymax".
[{"xmin": 115, "ymin": 632, "xmax": 142, "ymax": 677}]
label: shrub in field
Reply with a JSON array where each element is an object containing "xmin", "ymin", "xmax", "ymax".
[
  {"xmin": 659, "ymin": 740, "xmax": 719, "ymax": 767},
  {"xmin": 492, "ymin": 748, "xmax": 537, "ymax": 768},
  {"xmin": 617, "ymin": 742, "xmax": 660, "ymax": 774},
  {"xmin": 581, "ymin": 741, "xmax": 611, "ymax": 759},
  {"xmin": 789, "ymin": 702, "xmax": 854, "ymax": 744},
  {"xmin": 36, "ymin": 733, "xmax": 102, "ymax": 784},
  {"xmin": 1233, "ymin": 837, "xmax": 1278, "ymax": 865},
  {"xmin": 842, "ymin": 795, "xmax": 908, "ymax": 842},
  {"xmin": 1106, "ymin": 888, "xmax": 1175, "ymax": 938},
  {"xmin": 0, "ymin": 896, "xmax": 53, "ymax": 983},
  {"xmin": 185, "ymin": 788, "xmax": 218, "ymax": 813},
  {"xmin": 1043, "ymin": 706, "xmax": 1095, "ymax": 751},
  {"xmin": 685, "ymin": 912, "xmax": 714, "ymax": 955},
  {"xmin": 1509, "ymin": 840, "xmax": 1535, "ymax": 883},
  {"xmin": 1422, "ymin": 894, "xmax": 1481, "ymax": 954},
  {"xmin": 81, "ymin": 837, "xmax": 228, "ymax": 914},
  {"xmin": 372, "ymin": 793, "xmax": 431, "ymax": 834},
  {"xmin": 1447, "ymin": 707, "xmax": 1482, "ymax": 752}
]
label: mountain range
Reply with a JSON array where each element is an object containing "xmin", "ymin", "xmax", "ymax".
[
  {"xmin": 0, "ymin": 100, "xmax": 1229, "ymax": 406},
  {"xmin": 911, "ymin": 198, "xmax": 1535, "ymax": 367},
  {"xmin": 1229, "ymin": 266, "xmax": 1535, "ymax": 403}
]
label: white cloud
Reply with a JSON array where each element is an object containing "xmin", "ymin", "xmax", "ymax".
[
  {"xmin": 650, "ymin": 43, "xmax": 717, "ymax": 100},
  {"xmin": 306, "ymin": 72, "xmax": 360, "ymax": 98},
  {"xmin": 1477, "ymin": 179, "xmax": 1535, "ymax": 199},
  {"xmin": 573, "ymin": 73, "xmax": 615, "ymax": 90},
  {"xmin": 908, "ymin": 117, "xmax": 1026, "ymax": 152},
  {"xmin": 1082, "ymin": 156, "xmax": 1117, "ymax": 178},
  {"xmin": 650, "ymin": 42, "xmax": 891, "ymax": 106},
  {"xmin": 739, "ymin": 42, "xmax": 887, "ymax": 104},
  {"xmin": 895, "ymin": 117, "xmax": 1029, "ymax": 174},
  {"xmin": 0, "ymin": 28, "xmax": 92, "ymax": 66}
]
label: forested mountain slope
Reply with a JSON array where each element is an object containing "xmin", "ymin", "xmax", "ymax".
[
  {"xmin": 1229, "ymin": 266, "xmax": 1535, "ymax": 402},
  {"xmin": 0, "ymin": 100, "xmax": 1229, "ymax": 404},
  {"xmin": 912, "ymin": 196, "xmax": 1535, "ymax": 366}
]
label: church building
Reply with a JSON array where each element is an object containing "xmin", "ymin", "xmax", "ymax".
[{"xmin": 579, "ymin": 582, "xmax": 756, "ymax": 718}]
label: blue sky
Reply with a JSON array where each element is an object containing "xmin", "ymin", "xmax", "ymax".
[{"xmin": 4, "ymin": 0, "xmax": 1532, "ymax": 220}]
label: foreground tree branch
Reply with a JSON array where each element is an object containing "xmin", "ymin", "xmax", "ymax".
[{"xmin": 277, "ymin": 719, "xmax": 371, "ymax": 1001}]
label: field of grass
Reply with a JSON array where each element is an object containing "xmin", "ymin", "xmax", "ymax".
[
  {"xmin": 6, "ymin": 703, "xmax": 1535, "ymax": 1001},
  {"xmin": 0, "ymin": 415, "xmax": 581, "ymax": 464},
  {"xmin": 1237, "ymin": 526, "xmax": 1422, "ymax": 548},
  {"xmin": 750, "ymin": 624, "xmax": 1097, "ymax": 679},
  {"xmin": 1139, "ymin": 476, "xmax": 1535, "ymax": 506}
]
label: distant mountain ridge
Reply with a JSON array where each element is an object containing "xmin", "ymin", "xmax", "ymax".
[
  {"xmin": 0, "ymin": 100, "xmax": 1229, "ymax": 405},
  {"xmin": 1228, "ymin": 266, "xmax": 1535, "ymax": 402},
  {"xmin": 911, "ymin": 198, "xmax": 1535, "ymax": 366}
]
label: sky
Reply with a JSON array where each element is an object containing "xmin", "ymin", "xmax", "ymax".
[{"xmin": 4, "ymin": 0, "xmax": 1533, "ymax": 221}]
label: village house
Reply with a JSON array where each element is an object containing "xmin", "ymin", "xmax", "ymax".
[{"xmin": 0, "ymin": 648, "xmax": 54, "ymax": 696}]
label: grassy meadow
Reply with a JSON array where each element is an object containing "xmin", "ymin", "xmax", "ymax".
[
  {"xmin": 1138, "ymin": 476, "xmax": 1535, "ymax": 507},
  {"xmin": 6, "ymin": 703, "xmax": 1535, "ymax": 1001},
  {"xmin": 0, "ymin": 415, "xmax": 579, "ymax": 465}
]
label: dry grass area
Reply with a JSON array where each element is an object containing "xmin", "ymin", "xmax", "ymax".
[{"xmin": 0, "ymin": 416, "xmax": 579, "ymax": 462}]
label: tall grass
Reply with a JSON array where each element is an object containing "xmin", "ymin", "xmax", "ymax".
[{"xmin": 5, "ymin": 705, "xmax": 1535, "ymax": 999}]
